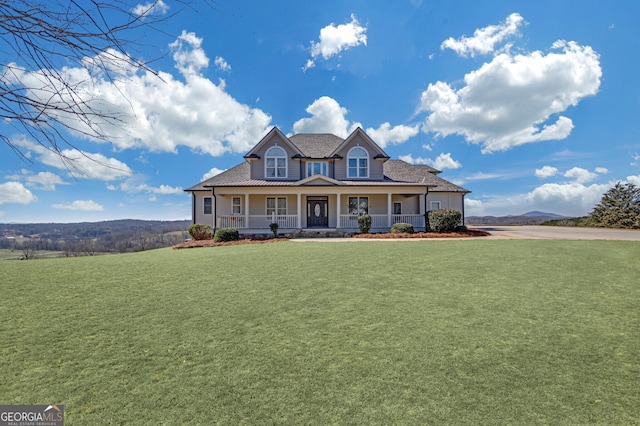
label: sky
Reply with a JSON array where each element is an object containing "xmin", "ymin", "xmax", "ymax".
[{"xmin": 2, "ymin": 0, "xmax": 640, "ymax": 222}]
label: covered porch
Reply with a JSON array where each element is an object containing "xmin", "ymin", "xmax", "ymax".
[{"xmin": 211, "ymin": 185, "xmax": 430, "ymax": 234}]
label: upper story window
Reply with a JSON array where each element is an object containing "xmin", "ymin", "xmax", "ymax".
[
  {"xmin": 347, "ymin": 147, "xmax": 368, "ymax": 178},
  {"xmin": 266, "ymin": 146, "xmax": 287, "ymax": 178},
  {"xmin": 204, "ymin": 197, "xmax": 212, "ymax": 215},
  {"xmin": 307, "ymin": 161, "xmax": 328, "ymax": 177}
]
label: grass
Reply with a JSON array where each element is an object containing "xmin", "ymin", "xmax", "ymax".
[{"xmin": 1, "ymin": 240, "xmax": 639, "ymax": 424}]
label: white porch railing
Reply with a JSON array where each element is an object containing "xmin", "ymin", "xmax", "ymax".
[
  {"xmin": 339, "ymin": 214, "xmax": 424, "ymax": 229},
  {"xmin": 219, "ymin": 215, "xmax": 298, "ymax": 229}
]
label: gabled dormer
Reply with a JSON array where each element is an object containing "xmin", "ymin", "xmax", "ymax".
[
  {"xmin": 330, "ymin": 127, "xmax": 390, "ymax": 181},
  {"xmin": 244, "ymin": 127, "xmax": 304, "ymax": 180}
]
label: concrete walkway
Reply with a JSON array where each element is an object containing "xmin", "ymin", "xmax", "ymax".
[{"xmin": 290, "ymin": 226, "xmax": 640, "ymax": 242}]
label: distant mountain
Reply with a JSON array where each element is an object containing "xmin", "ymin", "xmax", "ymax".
[
  {"xmin": 521, "ymin": 211, "xmax": 567, "ymax": 218},
  {"xmin": 467, "ymin": 211, "xmax": 571, "ymax": 225}
]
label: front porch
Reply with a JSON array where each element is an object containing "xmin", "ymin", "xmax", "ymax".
[{"xmin": 218, "ymin": 213, "xmax": 426, "ymax": 233}]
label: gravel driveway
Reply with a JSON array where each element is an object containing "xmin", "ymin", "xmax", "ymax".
[{"xmin": 474, "ymin": 225, "xmax": 640, "ymax": 241}]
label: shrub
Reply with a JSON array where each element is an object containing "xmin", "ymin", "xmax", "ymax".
[
  {"xmin": 428, "ymin": 209, "xmax": 462, "ymax": 233},
  {"xmin": 213, "ymin": 228, "xmax": 239, "ymax": 242},
  {"xmin": 454, "ymin": 225, "xmax": 468, "ymax": 232},
  {"xmin": 269, "ymin": 223, "xmax": 279, "ymax": 238},
  {"xmin": 357, "ymin": 214, "xmax": 372, "ymax": 234},
  {"xmin": 188, "ymin": 224, "xmax": 212, "ymax": 240},
  {"xmin": 390, "ymin": 222, "xmax": 414, "ymax": 234}
]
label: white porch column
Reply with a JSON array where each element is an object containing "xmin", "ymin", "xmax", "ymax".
[
  {"xmin": 419, "ymin": 194, "xmax": 425, "ymax": 215},
  {"xmin": 336, "ymin": 193, "xmax": 341, "ymax": 229},
  {"xmin": 387, "ymin": 193, "xmax": 393, "ymax": 227},
  {"xmin": 297, "ymin": 193, "xmax": 302, "ymax": 230},
  {"xmin": 244, "ymin": 193, "xmax": 250, "ymax": 228}
]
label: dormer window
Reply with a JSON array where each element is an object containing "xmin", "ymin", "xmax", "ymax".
[
  {"xmin": 306, "ymin": 161, "xmax": 328, "ymax": 177},
  {"xmin": 266, "ymin": 146, "xmax": 287, "ymax": 178},
  {"xmin": 348, "ymin": 147, "xmax": 368, "ymax": 178}
]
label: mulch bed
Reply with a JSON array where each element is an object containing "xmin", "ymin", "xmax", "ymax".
[{"xmin": 173, "ymin": 229, "xmax": 490, "ymax": 249}]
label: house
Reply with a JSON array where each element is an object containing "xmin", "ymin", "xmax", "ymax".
[{"xmin": 185, "ymin": 127, "xmax": 470, "ymax": 235}]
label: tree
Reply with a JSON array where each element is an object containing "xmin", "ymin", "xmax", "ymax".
[
  {"xmin": 588, "ymin": 182, "xmax": 640, "ymax": 229},
  {"xmin": 0, "ymin": 0, "xmax": 200, "ymax": 165}
]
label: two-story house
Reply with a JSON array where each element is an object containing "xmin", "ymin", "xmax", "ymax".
[{"xmin": 185, "ymin": 127, "xmax": 470, "ymax": 235}]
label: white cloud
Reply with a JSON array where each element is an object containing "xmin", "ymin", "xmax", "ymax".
[
  {"xmin": 430, "ymin": 153, "xmax": 462, "ymax": 170},
  {"xmin": 118, "ymin": 180, "xmax": 182, "ymax": 195},
  {"xmin": 399, "ymin": 152, "xmax": 461, "ymax": 170},
  {"xmin": 535, "ymin": 166, "xmax": 559, "ymax": 179},
  {"xmin": 0, "ymin": 182, "xmax": 37, "ymax": 205},
  {"xmin": 6, "ymin": 169, "xmax": 67, "ymax": 191},
  {"xmin": 202, "ymin": 168, "xmax": 226, "ymax": 181},
  {"xmin": 214, "ymin": 56, "xmax": 231, "ymax": 72},
  {"xmin": 12, "ymin": 137, "xmax": 132, "ymax": 181},
  {"xmin": 132, "ymin": 0, "xmax": 169, "ymax": 17},
  {"xmin": 563, "ymin": 167, "xmax": 597, "ymax": 184},
  {"xmin": 305, "ymin": 14, "xmax": 367, "ymax": 70},
  {"xmin": 441, "ymin": 13, "xmax": 525, "ymax": 57},
  {"xmin": 52, "ymin": 200, "xmax": 104, "ymax": 211},
  {"xmin": 627, "ymin": 175, "xmax": 640, "ymax": 186},
  {"xmin": 595, "ymin": 167, "xmax": 608, "ymax": 174},
  {"xmin": 364, "ymin": 122, "xmax": 419, "ymax": 148},
  {"xmin": 293, "ymin": 97, "xmax": 414, "ymax": 148},
  {"xmin": 293, "ymin": 96, "xmax": 356, "ymax": 137},
  {"xmin": 464, "ymin": 198, "xmax": 485, "ymax": 216},
  {"xmin": 421, "ymin": 38, "xmax": 601, "ymax": 152},
  {"xmin": 8, "ymin": 32, "xmax": 272, "ymax": 157}
]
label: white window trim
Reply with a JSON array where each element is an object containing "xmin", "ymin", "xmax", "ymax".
[
  {"xmin": 204, "ymin": 197, "xmax": 212, "ymax": 215},
  {"xmin": 306, "ymin": 161, "xmax": 328, "ymax": 177},
  {"xmin": 430, "ymin": 201, "xmax": 441, "ymax": 211},
  {"xmin": 393, "ymin": 202, "xmax": 402, "ymax": 215},
  {"xmin": 232, "ymin": 196, "xmax": 241, "ymax": 215},
  {"xmin": 265, "ymin": 146, "xmax": 287, "ymax": 179},
  {"xmin": 347, "ymin": 146, "xmax": 369, "ymax": 178},
  {"xmin": 348, "ymin": 196, "xmax": 369, "ymax": 215},
  {"xmin": 266, "ymin": 196, "xmax": 287, "ymax": 216}
]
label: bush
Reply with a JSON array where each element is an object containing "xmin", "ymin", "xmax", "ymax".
[
  {"xmin": 188, "ymin": 224, "xmax": 212, "ymax": 240},
  {"xmin": 454, "ymin": 225, "xmax": 468, "ymax": 232},
  {"xmin": 390, "ymin": 222, "xmax": 414, "ymax": 234},
  {"xmin": 428, "ymin": 209, "xmax": 462, "ymax": 233},
  {"xmin": 213, "ymin": 228, "xmax": 239, "ymax": 242},
  {"xmin": 358, "ymin": 214, "xmax": 372, "ymax": 234},
  {"xmin": 269, "ymin": 223, "xmax": 279, "ymax": 238}
]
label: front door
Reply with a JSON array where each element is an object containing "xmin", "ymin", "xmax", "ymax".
[{"xmin": 307, "ymin": 196, "xmax": 329, "ymax": 228}]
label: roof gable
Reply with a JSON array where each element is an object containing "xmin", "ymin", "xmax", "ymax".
[
  {"xmin": 244, "ymin": 127, "xmax": 303, "ymax": 159},
  {"xmin": 330, "ymin": 127, "xmax": 389, "ymax": 159},
  {"xmin": 297, "ymin": 174, "xmax": 344, "ymax": 186}
]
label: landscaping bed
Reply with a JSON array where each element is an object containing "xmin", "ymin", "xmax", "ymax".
[{"xmin": 173, "ymin": 228, "xmax": 490, "ymax": 248}]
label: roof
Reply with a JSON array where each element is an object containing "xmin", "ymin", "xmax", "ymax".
[
  {"xmin": 383, "ymin": 160, "xmax": 470, "ymax": 193},
  {"xmin": 288, "ymin": 134, "xmax": 345, "ymax": 158},
  {"xmin": 185, "ymin": 158, "xmax": 470, "ymax": 193}
]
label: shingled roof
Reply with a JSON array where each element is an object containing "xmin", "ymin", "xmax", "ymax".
[
  {"xmin": 383, "ymin": 160, "xmax": 470, "ymax": 193},
  {"xmin": 288, "ymin": 134, "xmax": 345, "ymax": 158},
  {"xmin": 186, "ymin": 158, "xmax": 470, "ymax": 193}
]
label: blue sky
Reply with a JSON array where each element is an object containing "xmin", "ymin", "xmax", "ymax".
[{"xmin": 2, "ymin": 0, "xmax": 639, "ymax": 222}]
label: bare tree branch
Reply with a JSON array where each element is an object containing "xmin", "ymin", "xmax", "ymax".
[{"xmin": 0, "ymin": 0, "xmax": 210, "ymax": 170}]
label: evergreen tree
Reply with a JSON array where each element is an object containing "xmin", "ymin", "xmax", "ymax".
[{"xmin": 588, "ymin": 182, "xmax": 640, "ymax": 229}]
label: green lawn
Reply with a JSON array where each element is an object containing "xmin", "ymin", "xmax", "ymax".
[{"xmin": 1, "ymin": 240, "xmax": 638, "ymax": 424}]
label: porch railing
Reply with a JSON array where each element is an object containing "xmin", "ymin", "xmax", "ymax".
[
  {"xmin": 219, "ymin": 215, "xmax": 298, "ymax": 229},
  {"xmin": 339, "ymin": 214, "xmax": 424, "ymax": 229}
]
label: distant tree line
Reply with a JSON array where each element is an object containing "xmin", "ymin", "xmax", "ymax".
[{"xmin": 1, "ymin": 220, "xmax": 190, "ymax": 259}]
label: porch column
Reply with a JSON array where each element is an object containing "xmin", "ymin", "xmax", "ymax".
[
  {"xmin": 387, "ymin": 193, "xmax": 393, "ymax": 227},
  {"xmin": 244, "ymin": 193, "xmax": 250, "ymax": 229},
  {"xmin": 336, "ymin": 193, "xmax": 341, "ymax": 229},
  {"xmin": 297, "ymin": 193, "xmax": 302, "ymax": 230}
]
